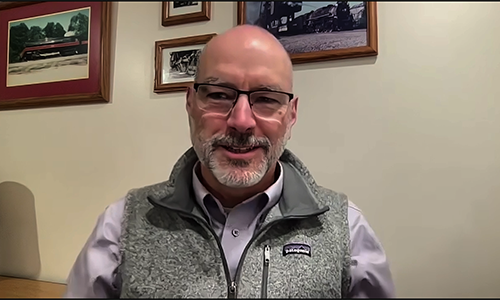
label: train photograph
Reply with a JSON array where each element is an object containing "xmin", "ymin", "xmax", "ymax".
[
  {"xmin": 7, "ymin": 7, "xmax": 90, "ymax": 87},
  {"xmin": 244, "ymin": 1, "xmax": 368, "ymax": 55}
]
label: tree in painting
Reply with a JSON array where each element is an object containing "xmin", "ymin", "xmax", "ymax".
[{"xmin": 8, "ymin": 10, "xmax": 89, "ymax": 63}]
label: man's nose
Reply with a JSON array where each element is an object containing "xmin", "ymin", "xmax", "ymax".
[{"xmin": 226, "ymin": 95, "xmax": 257, "ymax": 133}]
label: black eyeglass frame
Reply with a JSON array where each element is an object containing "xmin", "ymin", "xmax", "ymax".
[{"xmin": 193, "ymin": 83, "xmax": 294, "ymax": 108}]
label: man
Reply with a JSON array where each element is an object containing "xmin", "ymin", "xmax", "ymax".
[{"xmin": 63, "ymin": 25, "xmax": 395, "ymax": 298}]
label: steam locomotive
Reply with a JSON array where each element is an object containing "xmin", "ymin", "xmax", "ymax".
[{"xmin": 258, "ymin": 1, "xmax": 362, "ymax": 37}]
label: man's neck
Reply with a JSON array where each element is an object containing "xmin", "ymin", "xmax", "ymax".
[{"xmin": 198, "ymin": 162, "xmax": 279, "ymax": 208}]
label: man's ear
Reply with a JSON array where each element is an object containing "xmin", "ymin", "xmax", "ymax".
[
  {"xmin": 186, "ymin": 86, "xmax": 194, "ymax": 113},
  {"xmin": 289, "ymin": 96, "xmax": 299, "ymax": 127}
]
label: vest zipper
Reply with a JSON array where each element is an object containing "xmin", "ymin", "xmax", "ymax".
[
  {"xmin": 228, "ymin": 281, "xmax": 237, "ymax": 298},
  {"xmin": 232, "ymin": 208, "xmax": 328, "ymax": 298},
  {"xmin": 261, "ymin": 245, "xmax": 270, "ymax": 298},
  {"xmin": 158, "ymin": 207, "xmax": 235, "ymax": 298},
  {"xmin": 152, "ymin": 200, "xmax": 328, "ymax": 299},
  {"xmin": 185, "ymin": 212, "xmax": 235, "ymax": 298}
]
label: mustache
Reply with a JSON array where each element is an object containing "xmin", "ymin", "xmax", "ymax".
[{"xmin": 210, "ymin": 131, "xmax": 271, "ymax": 150}]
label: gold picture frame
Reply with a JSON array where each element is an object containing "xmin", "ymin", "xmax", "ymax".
[{"xmin": 162, "ymin": 1, "xmax": 211, "ymax": 27}]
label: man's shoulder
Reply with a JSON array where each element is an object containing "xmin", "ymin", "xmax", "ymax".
[
  {"xmin": 313, "ymin": 185, "xmax": 366, "ymax": 220},
  {"xmin": 119, "ymin": 180, "xmax": 177, "ymax": 210},
  {"xmin": 98, "ymin": 180, "xmax": 174, "ymax": 222},
  {"xmin": 314, "ymin": 184, "xmax": 349, "ymax": 208},
  {"xmin": 346, "ymin": 200, "xmax": 365, "ymax": 225},
  {"xmin": 102, "ymin": 196, "xmax": 126, "ymax": 218},
  {"xmin": 126, "ymin": 180, "xmax": 173, "ymax": 199},
  {"xmin": 347, "ymin": 199, "xmax": 362, "ymax": 214}
]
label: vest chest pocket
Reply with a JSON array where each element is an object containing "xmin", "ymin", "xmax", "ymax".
[{"xmin": 265, "ymin": 239, "xmax": 342, "ymax": 298}]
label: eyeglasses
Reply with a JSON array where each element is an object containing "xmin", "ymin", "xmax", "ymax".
[{"xmin": 193, "ymin": 83, "xmax": 294, "ymax": 119}]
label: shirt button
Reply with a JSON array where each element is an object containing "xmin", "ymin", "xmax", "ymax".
[{"xmin": 232, "ymin": 228, "xmax": 240, "ymax": 237}]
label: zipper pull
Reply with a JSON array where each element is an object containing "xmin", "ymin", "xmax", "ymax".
[
  {"xmin": 264, "ymin": 245, "xmax": 270, "ymax": 265},
  {"xmin": 261, "ymin": 245, "xmax": 271, "ymax": 298},
  {"xmin": 228, "ymin": 281, "xmax": 237, "ymax": 298}
]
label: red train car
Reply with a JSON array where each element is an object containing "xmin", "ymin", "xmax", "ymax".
[{"xmin": 20, "ymin": 35, "xmax": 88, "ymax": 61}]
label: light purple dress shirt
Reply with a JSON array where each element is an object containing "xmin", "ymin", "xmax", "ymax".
[{"xmin": 63, "ymin": 162, "xmax": 395, "ymax": 298}]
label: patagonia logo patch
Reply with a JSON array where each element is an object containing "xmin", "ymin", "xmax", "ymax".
[{"xmin": 282, "ymin": 243, "xmax": 311, "ymax": 257}]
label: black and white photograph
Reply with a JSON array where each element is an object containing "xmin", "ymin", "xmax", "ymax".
[
  {"xmin": 168, "ymin": 1, "xmax": 202, "ymax": 17},
  {"xmin": 163, "ymin": 48, "xmax": 201, "ymax": 82},
  {"xmin": 162, "ymin": 1, "xmax": 211, "ymax": 27},
  {"xmin": 173, "ymin": 1, "xmax": 198, "ymax": 9},
  {"xmin": 7, "ymin": 7, "xmax": 90, "ymax": 87},
  {"xmin": 154, "ymin": 33, "xmax": 216, "ymax": 93},
  {"xmin": 238, "ymin": 1, "xmax": 378, "ymax": 64}
]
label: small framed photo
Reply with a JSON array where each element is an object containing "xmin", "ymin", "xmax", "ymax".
[
  {"xmin": 162, "ymin": 1, "xmax": 211, "ymax": 27},
  {"xmin": 0, "ymin": 1, "xmax": 112, "ymax": 111},
  {"xmin": 154, "ymin": 33, "xmax": 216, "ymax": 93},
  {"xmin": 237, "ymin": 1, "xmax": 378, "ymax": 64}
]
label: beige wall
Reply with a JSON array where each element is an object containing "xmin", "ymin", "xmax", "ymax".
[{"xmin": 1, "ymin": 1, "xmax": 499, "ymax": 297}]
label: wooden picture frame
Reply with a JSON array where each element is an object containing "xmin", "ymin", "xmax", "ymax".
[
  {"xmin": 0, "ymin": 1, "xmax": 112, "ymax": 111},
  {"xmin": 162, "ymin": 1, "xmax": 211, "ymax": 27},
  {"xmin": 154, "ymin": 33, "xmax": 216, "ymax": 93},
  {"xmin": 237, "ymin": 1, "xmax": 378, "ymax": 64}
]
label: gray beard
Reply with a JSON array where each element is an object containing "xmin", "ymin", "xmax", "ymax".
[{"xmin": 192, "ymin": 132, "xmax": 288, "ymax": 188}]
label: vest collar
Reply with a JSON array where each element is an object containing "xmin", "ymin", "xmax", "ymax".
[{"xmin": 148, "ymin": 147, "xmax": 328, "ymax": 218}]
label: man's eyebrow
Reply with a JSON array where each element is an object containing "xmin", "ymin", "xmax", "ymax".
[
  {"xmin": 201, "ymin": 76, "xmax": 220, "ymax": 84},
  {"xmin": 254, "ymin": 84, "xmax": 283, "ymax": 92},
  {"xmin": 200, "ymin": 77, "xmax": 284, "ymax": 92},
  {"xmin": 201, "ymin": 78, "xmax": 239, "ymax": 89}
]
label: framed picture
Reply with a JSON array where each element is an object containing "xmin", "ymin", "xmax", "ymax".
[
  {"xmin": 237, "ymin": 1, "xmax": 378, "ymax": 64},
  {"xmin": 0, "ymin": 1, "xmax": 112, "ymax": 111},
  {"xmin": 154, "ymin": 33, "xmax": 216, "ymax": 93},
  {"xmin": 162, "ymin": 1, "xmax": 211, "ymax": 27}
]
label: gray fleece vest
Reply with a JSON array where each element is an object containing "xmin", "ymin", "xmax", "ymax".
[{"xmin": 118, "ymin": 148, "xmax": 351, "ymax": 298}]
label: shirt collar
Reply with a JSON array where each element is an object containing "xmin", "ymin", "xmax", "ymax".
[{"xmin": 192, "ymin": 161, "xmax": 284, "ymax": 221}]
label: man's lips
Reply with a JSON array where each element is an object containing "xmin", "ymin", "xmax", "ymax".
[{"xmin": 220, "ymin": 145, "xmax": 259, "ymax": 154}]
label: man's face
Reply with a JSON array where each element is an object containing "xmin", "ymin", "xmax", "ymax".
[{"xmin": 186, "ymin": 43, "xmax": 297, "ymax": 188}]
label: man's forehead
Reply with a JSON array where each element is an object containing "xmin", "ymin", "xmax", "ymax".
[
  {"xmin": 196, "ymin": 36, "xmax": 293, "ymax": 91},
  {"xmin": 197, "ymin": 59, "xmax": 292, "ymax": 91}
]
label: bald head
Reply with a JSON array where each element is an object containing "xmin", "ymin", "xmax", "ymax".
[{"xmin": 195, "ymin": 25, "xmax": 293, "ymax": 91}]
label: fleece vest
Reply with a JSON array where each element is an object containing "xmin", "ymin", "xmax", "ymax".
[{"xmin": 118, "ymin": 148, "xmax": 351, "ymax": 298}]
